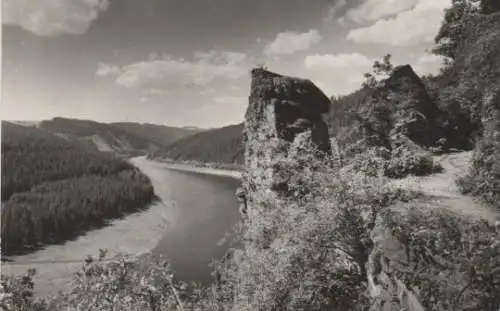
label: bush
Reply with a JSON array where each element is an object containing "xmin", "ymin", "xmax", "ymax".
[
  {"xmin": 385, "ymin": 147, "xmax": 443, "ymax": 178},
  {"xmin": 1, "ymin": 250, "xmax": 210, "ymax": 311},
  {"xmin": 0, "ymin": 269, "xmax": 48, "ymax": 311},
  {"xmin": 457, "ymin": 138, "xmax": 500, "ymax": 206},
  {"xmin": 375, "ymin": 206, "xmax": 500, "ymax": 310},
  {"xmin": 457, "ymin": 90, "xmax": 500, "ymax": 206}
]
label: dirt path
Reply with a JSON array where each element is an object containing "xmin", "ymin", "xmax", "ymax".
[{"xmin": 389, "ymin": 151, "xmax": 500, "ymax": 224}]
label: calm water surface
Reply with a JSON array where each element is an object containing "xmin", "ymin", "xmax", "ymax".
[
  {"xmin": 138, "ymin": 158, "xmax": 242, "ymax": 285},
  {"xmin": 3, "ymin": 157, "xmax": 240, "ymax": 296}
]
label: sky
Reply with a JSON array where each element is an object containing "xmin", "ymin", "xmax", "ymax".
[{"xmin": 1, "ymin": 0, "xmax": 450, "ymax": 128}]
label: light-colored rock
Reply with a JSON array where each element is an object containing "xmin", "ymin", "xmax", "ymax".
[{"xmin": 241, "ymin": 69, "xmax": 332, "ymax": 215}]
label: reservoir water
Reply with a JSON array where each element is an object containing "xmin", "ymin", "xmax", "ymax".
[{"xmin": 2, "ymin": 156, "xmax": 241, "ymax": 297}]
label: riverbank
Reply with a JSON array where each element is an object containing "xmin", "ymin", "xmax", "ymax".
[
  {"xmin": 150, "ymin": 157, "xmax": 243, "ymax": 180},
  {"xmin": 1, "ymin": 200, "xmax": 171, "ymax": 298},
  {"xmin": 1, "ymin": 157, "xmax": 174, "ymax": 297},
  {"xmin": 2, "ymin": 156, "xmax": 242, "ymax": 298}
]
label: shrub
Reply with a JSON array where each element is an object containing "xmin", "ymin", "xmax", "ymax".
[
  {"xmin": 457, "ymin": 138, "xmax": 500, "ymax": 206},
  {"xmin": 385, "ymin": 146, "xmax": 443, "ymax": 178},
  {"xmin": 1, "ymin": 250, "xmax": 213, "ymax": 311},
  {"xmin": 457, "ymin": 90, "xmax": 500, "ymax": 206},
  {"xmin": 48, "ymin": 250, "xmax": 204, "ymax": 311},
  {"xmin": 0, "ymin": 269, "xmax": 48, "ymax": 311},
  {"xmin": 376, "ymin": 207, "xmax": 500, "ymax": 310}
]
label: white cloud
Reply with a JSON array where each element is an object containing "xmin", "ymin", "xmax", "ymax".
[
  {"xmin": 346, "ymin": 0, "xmax": 450, "ymax": 46},
  {"xmin": 200, "ymin": 88, "xmax": 217, "ymax": 95},
  {"xmin": 323, "ymin": 0, "xmax": 348, "ymax": 23},
  {"xmin": 264, "ymin": 29, "xmax": 321, "ymax": 56},
  {"xmin": 146, "ymin": 88, "xmax": 170, "ymax": 96},
  {"xmin": 208, "ymin": 96, "xmax": 248, "ymax": 125},
  {"xmin": 337, "ymin": 16, "xmax": 349, "ymax": 27},
  {"xmin": 229, "ymin": 85, "xmax": 243, "ymax": 91},
  {"xmin": 413, "ymin": 53, "xmax": 446, "ymax": 76},
  {"xmin": 304, "ymin": 53, "xmax": 375, "ymax": 95},
  {"xmin": 344, "ymin": 0, "xmax": 419, "ymax": 23},
  {"xmin": 99, "ymin": 51, "xmax": 250, "ymax": 90},
  {"xmin": 2, "ymin": 0, "xmax": 109, "ymax": 36},
  {"xmin": 96, "ymin": 62, "xmax": 121, "ymax": 77},
  {"xmin": 305, "ymin": 53, "xmax": 374, "ymax": 70},
  {"xmin": 213, "ymin": 96, "xmax": 247, "ymax": 105}
]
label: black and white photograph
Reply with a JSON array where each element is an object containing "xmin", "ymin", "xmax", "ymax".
[{"xmin": 1, "ymin": 0, "xmax": 499, "ymax": 310}]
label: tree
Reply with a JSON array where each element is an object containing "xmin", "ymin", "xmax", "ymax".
[
  {"xmin": 480, "ymin": 0, "xmax": 500, "ymax": 14},
  {"xmin": 433, "ymin": 0, "xmax": 480, "ymax": 60},
  {"xmin": 362, "ymin": 53, "xmax": 394, "ymax": 88}
]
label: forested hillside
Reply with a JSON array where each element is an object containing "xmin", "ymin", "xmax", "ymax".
[
  {"xmin": 1, "ymin": 122, "xmax": 156, "ymax": 255},
  {"xmin": 153, "ymin": 123, "xmax": 244, "ymax": 165},
  {"xmin": 112, "ymin": 122, "xmax": 204, "ymax": 148},
  {"xmin": 37, "ymin": 117, "xmax": 200, "ymax": 156}
]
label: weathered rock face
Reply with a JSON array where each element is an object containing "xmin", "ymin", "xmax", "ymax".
[
  {"xmin": 367, "ymin": 205, "xmax": 500, "ymax": 311},
  {"xmin": 351, "ymin": 64, "xmax": 443, "ymax": 158},
  {"xmin": 383, "ymin": 64, "xmax": 442, "ymax": 147},
  {"xmin": 241, "ymin": 68, "xmax": 331, "ymax": 210}
]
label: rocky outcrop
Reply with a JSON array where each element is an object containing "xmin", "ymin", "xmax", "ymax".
[
  {"xmin": 234, "ymin": 64, "xmax": 500, "ymax": 311},
  {"xmin": 235, "ymin": 187, "xmax": 247, "ymax": 217},
  {"xmin": 367, "ymin": 204, "xmax": 500, "ymax": 311},
  {"xmin": 241, "ymin": 68, "xmax": 331, "ymax": 213},
  {"xmin": 378, "ymin": 64, "xmax": 442, "ymax": 148}
]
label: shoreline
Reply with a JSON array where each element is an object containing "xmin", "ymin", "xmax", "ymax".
[
  {"xmin": 149, "ymin": 158, "xmax": 243, "ymax": 180},
  {"xmin": 1, "ymin": 157, "xmax": 174, "ymax": 298},
  {"xmin": 1, "ymin": 200, "xmax": 170, "ymax": 297},
  {"xmin": 1, "ymin": 156, "xmax": 241, "ymax": 298}
]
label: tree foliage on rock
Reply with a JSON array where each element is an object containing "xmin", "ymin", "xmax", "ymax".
[
  {"xmin": 355, "ymin": 55, "xmax": 443, "ymax": 178},
  {"xmin": 433, "ymin": 0, "xmax": 480, "ymax": 60},
  {"xmin": 480, "ymin": 0, "xmax": 500, "ymax": 14},
  {"xmin": 433, "ymin": 0, "xmax": 499, "ymax": 61},
  {"xmin": 432, "ymin": 3, "xmax": 500, "ymax": 206}
]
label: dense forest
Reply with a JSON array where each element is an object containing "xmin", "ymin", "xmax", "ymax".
[
  {"xmin": 153, "ymin": 123, "xmax": 245, "ymax": 164},
  {"xmin": 111, "ymin": 122, "xmax": 204, "ymax": 148},
  {"xmin": 1, "ymin": 122, "xmax": 156, "ymax": 255}
]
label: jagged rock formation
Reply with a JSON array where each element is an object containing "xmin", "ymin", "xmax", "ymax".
[
  {"xmin": 335, "ymin": 64, "xmax": 445, "ymax": 164},
  {"xmin": 241, "ymin": 68, "xmax": 331, "ymax": 209},
  {"xmin": 359, "ymin": 64, "xmax": 443, "ymax": 150},
  {"xmin": 367, "ymin": 204, "xmax": 500, "ymax": 311},
  {"xmin": 330, "ymin": 64, "xmax": 444, "ymax": 178},
  {"xmin": 236, "ymin": 66, "xmax": 500, "ymax": 310},
  {"xmin": 384, "ymin": 65, "xmax": 442, "ymax": 147}
]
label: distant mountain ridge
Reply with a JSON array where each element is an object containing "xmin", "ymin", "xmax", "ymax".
[
  {"xmin": 152, "ymin": 123, "xmax": 244, "ymax": 164},
  {"xmin": 6, "ymin": 117, "xmax": 203, "ymax": 157}
]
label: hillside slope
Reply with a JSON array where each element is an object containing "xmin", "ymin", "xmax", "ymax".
[
  {"xmin": 153, "ymin": 123, "xmax": 244, "ymax": 164},
  {"xmin": 111, "ymin": 122, "xmax": 204, "ymax": 148},
  {"xmin": 1, "ymin": 121, "xmax": 156, "ymax": 255},
  {"xmin": 36, "ymin": 117, "xmax": 199, "ymax": 157}
]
